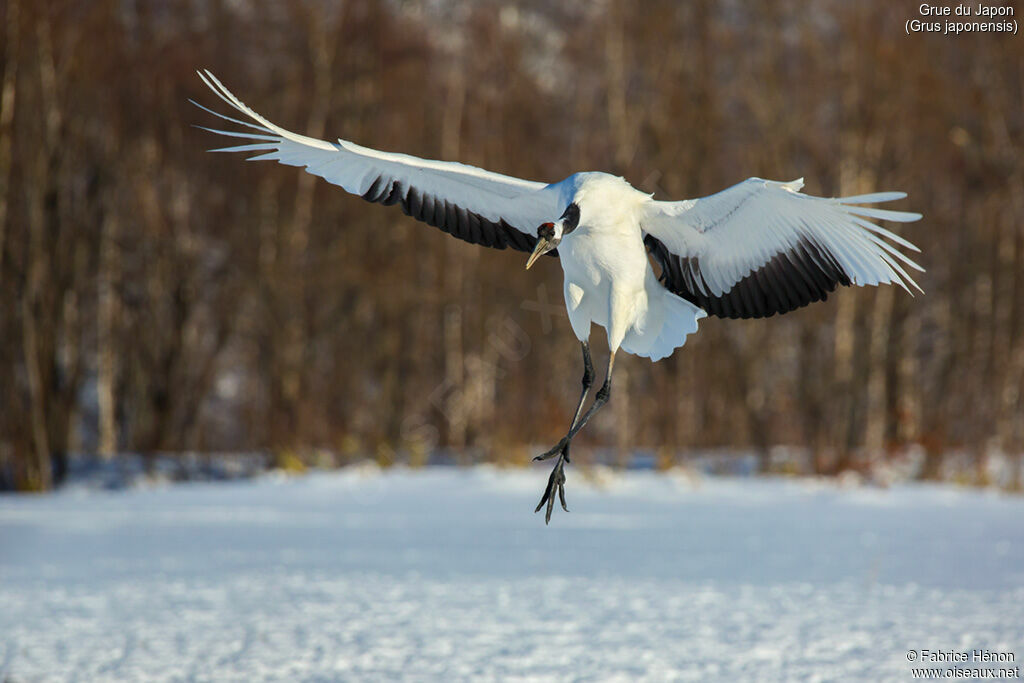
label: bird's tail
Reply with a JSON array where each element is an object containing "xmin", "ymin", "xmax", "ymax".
[{"xmin": 622, "ymin": 291, "xmax": 705, "ymax": 362}]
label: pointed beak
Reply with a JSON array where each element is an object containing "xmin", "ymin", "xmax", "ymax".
[{"xmin": 525, "ymin": 236, "xmax": 552, "ymax": 270}]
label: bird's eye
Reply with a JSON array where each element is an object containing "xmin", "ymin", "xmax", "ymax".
[{"xmin": 537, "ymin": 222, "xmax": 555, "ymax": 239}]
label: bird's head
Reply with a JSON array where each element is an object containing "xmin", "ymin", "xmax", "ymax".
[
  {"xmin": 525, "ymin": 222, "xmax": 560, "ymax": 269},
  {"xmin": 525, "ymin": 203, "xmax": 580, "ymax": 270}
]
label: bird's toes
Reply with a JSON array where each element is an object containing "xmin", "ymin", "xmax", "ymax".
[
  {"xmin": 535, "ymin": 456, "xmax": 569, "ymax": 523},
  {"xmin": 534, "ymin": 437, "xmax": 570, "ymax": 462},
  {"xmin": 533, "ymin": 449, "xmax": 556, "ymax": 462},
  {"xmin": 534, "ymin": 490, "xmax": 549, "ymax": 514},
  {"xmin": 534, "ymin": 473, "xmax": 555, "ymax": 514}
]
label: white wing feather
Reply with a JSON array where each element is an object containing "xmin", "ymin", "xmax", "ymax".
[
  {"xmin": 194, "ymin": 70, "xmax": 564, "ymax": 248},
  {"xmin": 643, "ymin": 177, "xmax": 923, "ymax": 302}
]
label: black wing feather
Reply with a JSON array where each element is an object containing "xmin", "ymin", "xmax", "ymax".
[
  {"xmin": 360, "ymin": 173, "xmax": 551, "ymax": 256},
  {"xmin": 645, "ymin": 233, "xmax": 849, "ymax": 319}
]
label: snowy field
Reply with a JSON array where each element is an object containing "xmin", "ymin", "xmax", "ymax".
[{"xmin": 2, "ymin": 466, "xmax": 1023, "ymax": 682}]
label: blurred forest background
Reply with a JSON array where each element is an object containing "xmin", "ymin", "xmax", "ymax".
[{"xmin": 1, "ymin": 0, "xmax": 1022, "ymax": 491}]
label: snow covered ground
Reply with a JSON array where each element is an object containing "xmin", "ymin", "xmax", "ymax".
[{"xmin": 2, "ymin": 466, "xmax": 1023, "ymax": 681}]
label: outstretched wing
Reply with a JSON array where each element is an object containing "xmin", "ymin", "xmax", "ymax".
[
  {"xmin": 193, "ymin": 70, "xmax": 563, "ymax": 254},
  {"xmin": 642, "ymin": 178, "xmax": 923, "ymax": 319}
]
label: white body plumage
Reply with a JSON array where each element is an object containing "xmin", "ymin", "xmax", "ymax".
[{"xmin": 553, "ymin": 173, "xmax": 704, "ymax": 361}]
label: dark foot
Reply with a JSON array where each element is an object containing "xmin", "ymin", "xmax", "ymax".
[
  {"xmin": 534, "ymin": 447, "xmax": 570, "ymax": 524},
  {"xmin": 533, "ymin": 436, "xmax": 570, "ymax": 463}
]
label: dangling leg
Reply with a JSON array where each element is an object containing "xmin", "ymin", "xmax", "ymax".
[
  {"xmin": 535, "ymin": 350, "xmax": 616, "ymax": 460},
  {"xmin": 535, "ymin": 349, "xmax": 616, "ymax": 524},
  {"xmin": 533, "ymin": 343, "xmax": 592, "ymax": 523},
  {"xmin": 566, "ymin": 342, "xmax": 595, "ymax": 453},
  {"xmin": 535, "ymin": 342, "xmax": 594, "ymax": 464},
  {"xmin": 562, "ymin": 350, "xmax": 616, "ymax": 442}
]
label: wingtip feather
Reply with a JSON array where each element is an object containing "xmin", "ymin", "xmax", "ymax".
[{"xmin": 838, "ymin": 190, "xmax": 908, "ymax": 204}]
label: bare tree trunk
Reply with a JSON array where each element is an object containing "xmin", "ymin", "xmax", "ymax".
[
  {"xmin": 830, "ymin": 288, "xmax": 857, "ymax": 472},
  {"xmin": 794, "ymin": 323, "xmax": 829, "ymax": 474},
  {"xmin": 0, "ymin": 0, "xmax": 18, "ymax": 284},
  {"xmin": 97, "ymin": 210, "xmax": 119, "ymax": 457},
  {"xmin": 604, "ymin": 0, "xmax": 635, "ymax": 173},
  {"xmin": 441, "ymin": 56, "xmax": 470, "ymax": 459},
  {"xmin": 20, "ymin": 295, "xmax": 50, "ymax": 490},
  {"xmin": 996, "ymin": 176, "xmax": 1024, "ymax": 489},
  {"xmin": 864, "ymin": 286, "xmax": 894, "ymax": 458},
  {"xmin": 725, "ymin": 330, "xmax": 772, "ymax": 472},
  {"xmin": 896, "ymin": 308, "xmax": 922, "ymax": 445},
  {"xmin": 18, "ymin": 11, "xmax": 66, "ymax": 490},
  {"xmin": 279, "ymin": 14, "xmax": 336, "ymax": 448}
]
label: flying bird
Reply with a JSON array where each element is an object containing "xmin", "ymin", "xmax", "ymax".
[{"xmin": 194, "ymin": 70, "xmax": 923, "ymax": 523}]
